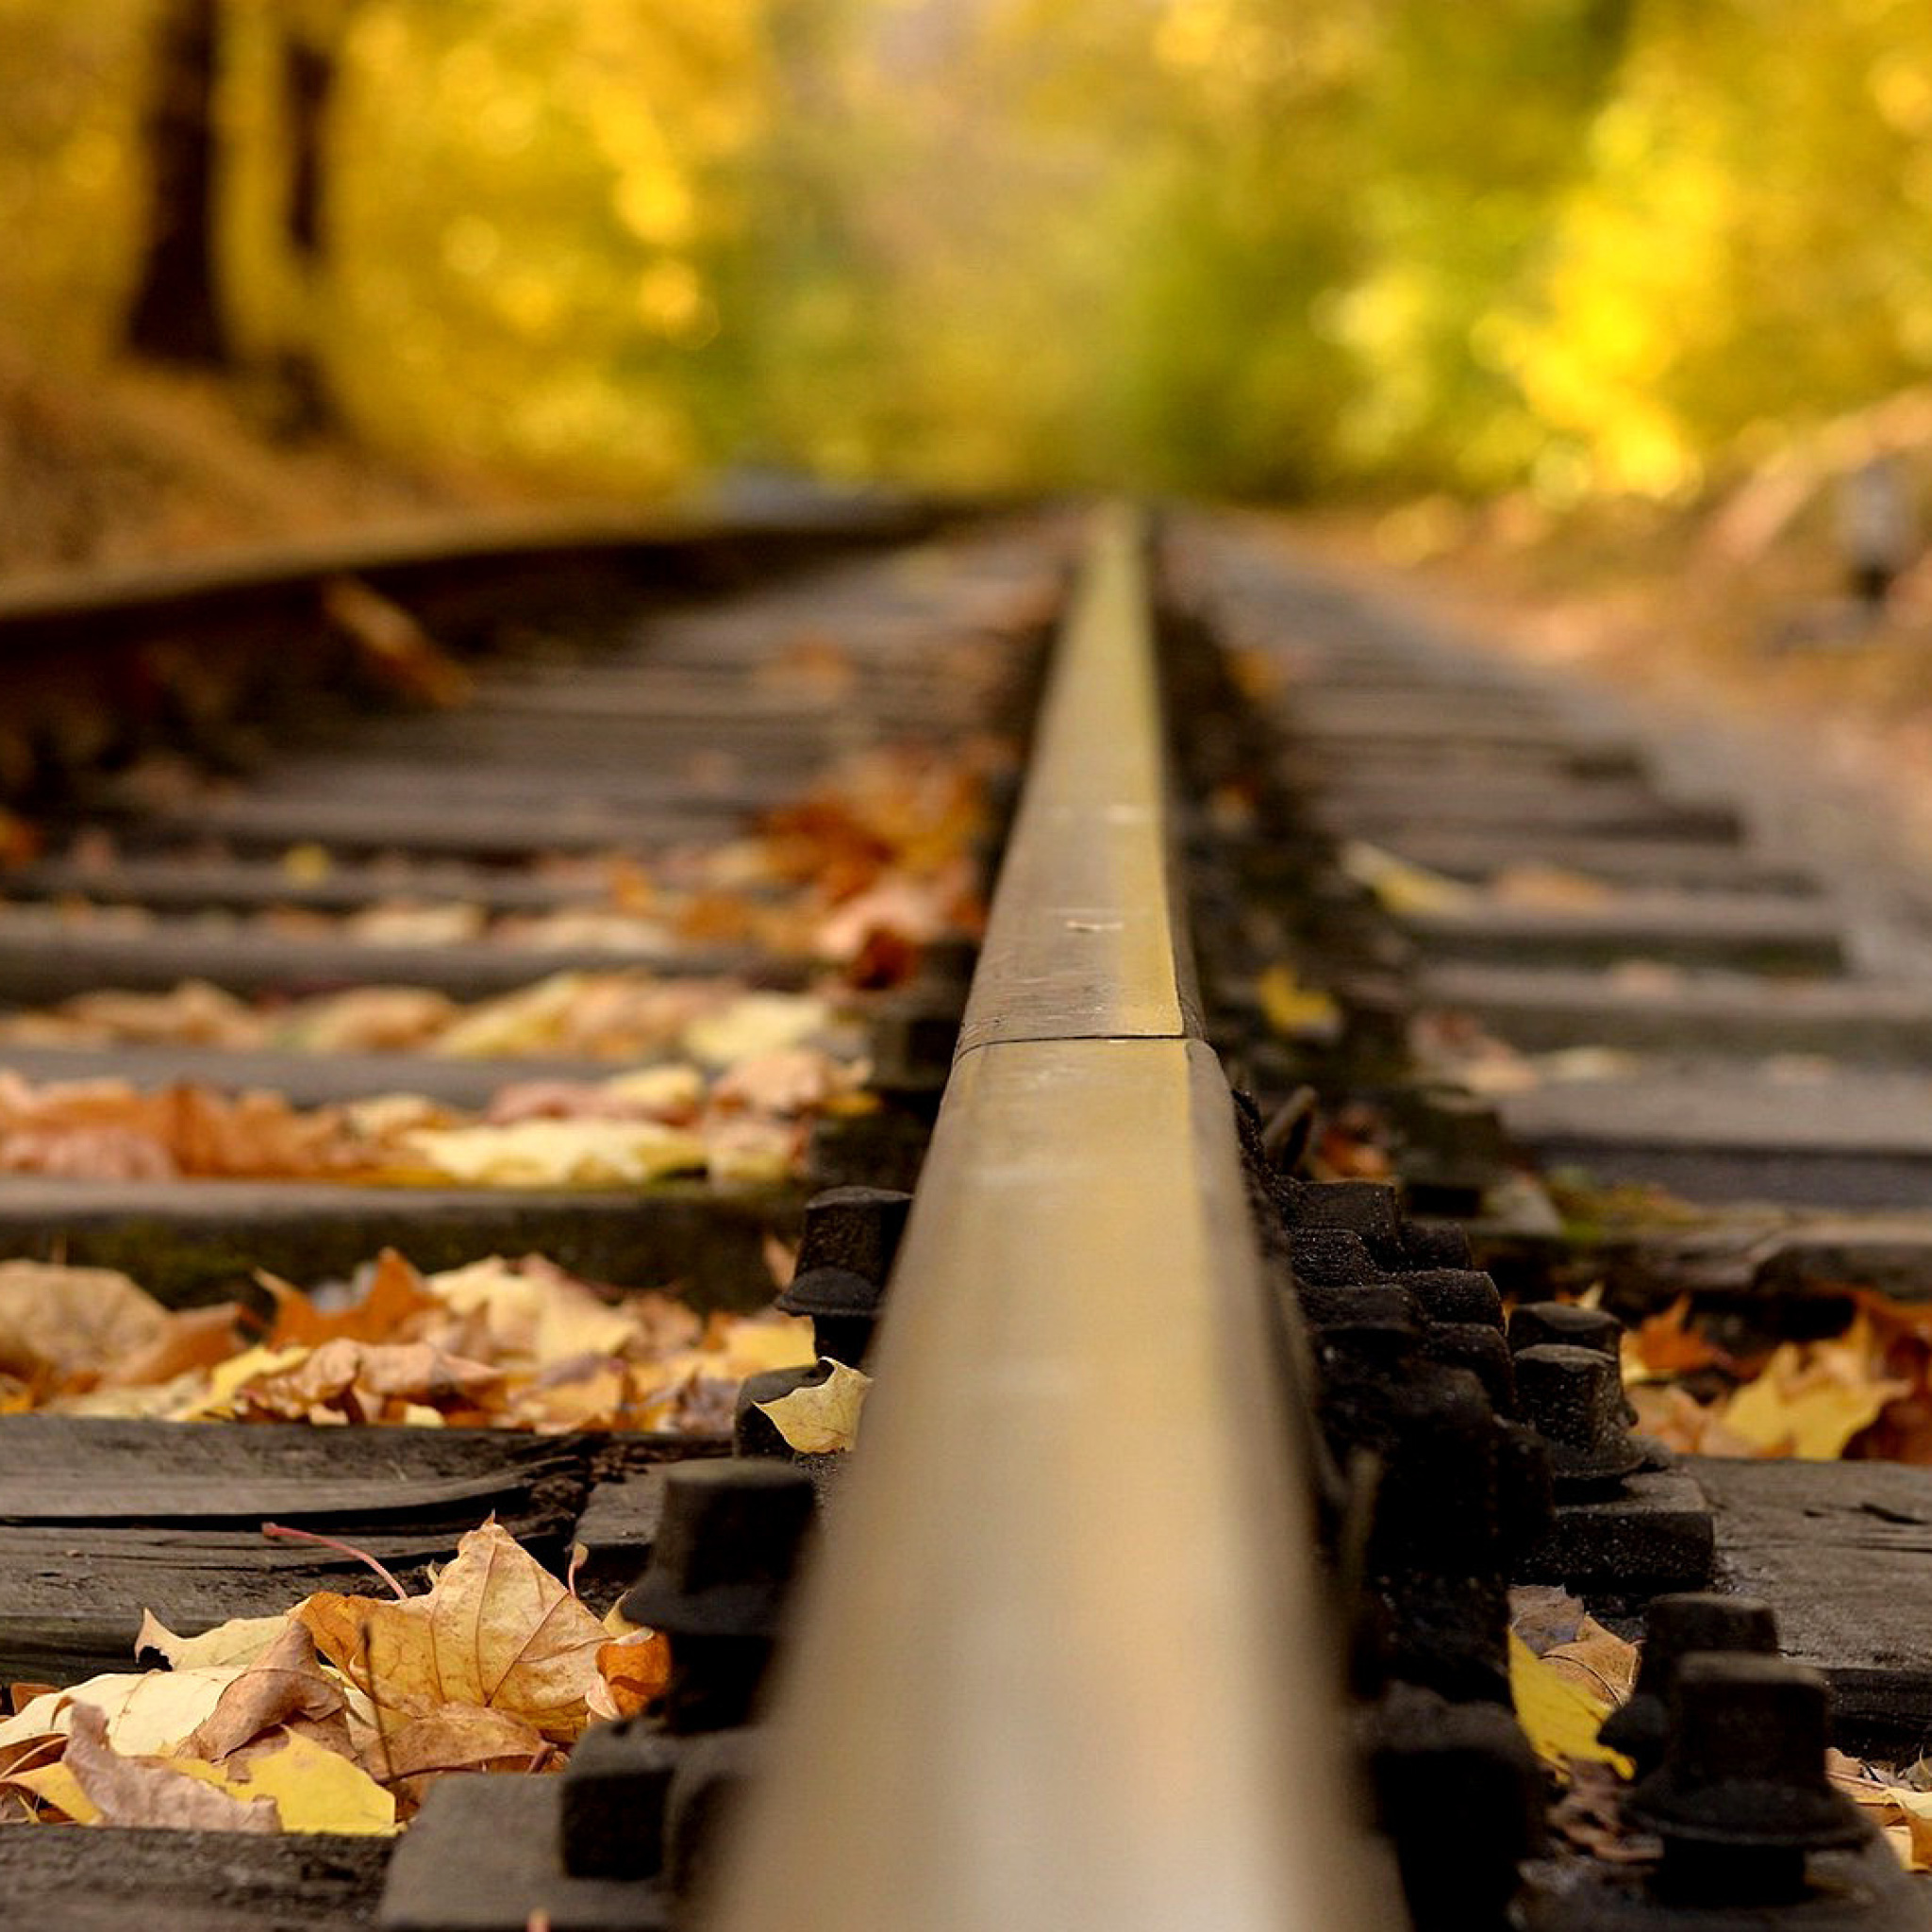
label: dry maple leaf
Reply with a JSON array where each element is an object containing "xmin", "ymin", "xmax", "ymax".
[
  {"xmin": 375, "ymin": 1700, "xmax": 552, "ymax": 1785},
  {"xmin": 1627, "ymin": 1296, "xmax": 1730, "ymax": 1379},
  {"xmin": 756, "ymin": 1359, "xmax": 872, "ymax": 1454},
  {"xmin": 296, "ymin": 1520, "xmax": 607, "ymax": 1742},
  {"xmin": 260, "ymin": 1248, "xmax": 437, "ymax": 1350}
]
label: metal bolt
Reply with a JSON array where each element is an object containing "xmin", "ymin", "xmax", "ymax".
[
  {"xmin": 1366, "ymin": 1683, "xmax": 1545, "ymax": 1932},
  {"xmin": 1599, "ymin": 1592, "xmax": 1778, "ymax": 1775},
  {"xmin": 1422, "ymin": 1324, "xmax": 1516, "ymax": 1417},
  {"xmin": 775, "ymin": 1184, "xmax": 910, "ymax": 1365},
  {"xmin": 619, "ymin": 1460, "xmax": 816, "ymax": 1734},
  {"xmin": 1625, "ymin": 1655, "xmax": 1866, "ymax": 1906},
  {"xmin": 1507, "ymin": 1302, "xmax": 1638, "ymax": 1425},
  {"xmin": 663, "ymin": 1728, "xmax": 759, "ymax": 1915},
  {"xmin": 1403, "ymin": 1269, "xmax": 1505, "ymax": 1331},
  {"xmin": 1512, "ymin": 1342, "xmax": 1642, "ymax": 1489},
  {"xmin": 1283, "ymin": 1178, "xmax": 1407, "ymax": 1262},
  {"xmin": 1290, "ymin": 1228, "xmax": 1388, "ymax": 1286},
  {"xmin": 558, "ymin": 1717, "xmax": 678, "ymax": 1879},
  {"xmin": 1507, "ymin": 1301, "xmax": 1622, "ymax": 1358},
  {"xmin": 1294, "ymin": 1281, "xmax": 1421, "ymax": 1332}
]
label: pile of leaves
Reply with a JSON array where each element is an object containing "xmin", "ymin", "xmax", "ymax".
[
  {"xmin": 1510, "ymin": 1587, "xmax": 1932, "ymax": 1875},
  {"xmin": 1622, "ymin": 1290, "xmax": 1932, "ymax": 1464},
  {"xmin": 22, "ymin": 742, "xmax": 996, "ymax": 991},
  {"xmin": 0, "ymin": 1248, "xmax": 816, "ymax": 1430},
  {"xmin": 0, "ymin": 1521, "xmax": 666, "ymax": 1834},
  {"xmin": 0, "ymin": 996, "xmax": 869, "ymax": 1188},
  {"xmin": 0, "ymin": 971, "xmax": 851, "ymax": 1063}
]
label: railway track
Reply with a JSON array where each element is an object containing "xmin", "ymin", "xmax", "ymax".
[{"xmin": 0, "ymin": 501, "xmax": 1929, "ymax": 1928}]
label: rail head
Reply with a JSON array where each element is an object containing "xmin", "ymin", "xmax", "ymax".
[
  {"xmin": 709, "ymin": 505, "xmax": 1394, "ymax": 1932},
  {"xmin": 957, "ymin": 502, "xmax": 1202, "ymax": 1054}
]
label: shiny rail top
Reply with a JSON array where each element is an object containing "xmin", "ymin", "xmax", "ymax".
[
  {"xmin": 712, "ymin": 508, "xmax": 1391, "ymax": 1932},
  {"xmin": 956, "ymin": 502, "xmax": 1200, "ymax": 1053}
]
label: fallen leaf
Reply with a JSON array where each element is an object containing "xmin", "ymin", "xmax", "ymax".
[
  {"xmin": 4, "ymin": 1758, "xmax": 101, "ymax": 1824},
  {"xmin": 1721, "ymin": 1321, "xmax": 1909, "ymax": 1459},
  {"xmin": 1256, "ymin": 964, "xmax": 1341, "ymax": 1041},
  {"xmin": 135, "ymin": 1611, "xmax": 296, "ymax": 1674},
  {"xmin": 261, "ymin": 1248, "xmax": 437, "ymax": 1349},
  {"xmin": 64, "ymin": 1704, "xmax": 276, "ymax": 1833},
  {"xmin": 1829, "ymin": 1749, "xmax": 1932, "ymax": 1871},
  {"xmin": 1541, "ymin": 1621, "xmax": 1641, "ymax": 1707},
  {"xmin": 0, "ymin": 1261, "xmax": 171, "ymax": 1379},
  {"xmin": 1627, "ymin": 1297, "xmax": 1727, "ymax": 1380},
  {"xmin": 682, "ymin": 993, "xmax": 833, "ymax": 1066},
  {"xmin": 376, "ymin": 1703, "xmax": 552, "ymax": 1782},
  {"xmin": 1508, "ymin": 1632, "xmax": 1632, "ymax": 1780},
  {"xmin": 1341, "ymin": 840, "xmax": 1475, "ymax": 916},
  {"xmin": 591, "ymin": 1630, "xmax": 673, "ymax": 1722},
  {"xmin": 296, "ymin": 1520, "xmax": 606, "ymax": 1742},
  {"xmin": 402, "ymin": 1119, "xmax": 708, "ymax": 1188},
  {"xmin": 179, "ymin": 1619, "xmax": 346, "ymax": 1762},
  {"xmin": 756, "ymin": 1358, "xmax": 872, "ymax": 1453},
  {"xmin": 215, "ymin": 1726, "xmax": 396, "ymax": 1835}
]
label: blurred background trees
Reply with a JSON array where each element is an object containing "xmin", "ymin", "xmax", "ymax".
[{"xmin": 3, "ymin": 0, "xmax": 1931, "ymax": 507}]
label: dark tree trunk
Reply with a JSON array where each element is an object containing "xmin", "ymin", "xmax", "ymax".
[
  {"xmin": 124, "ymin": 0, "xmax": 229, "ymax": 368},
  {"xmin": 266, "ymin": 24, "xmax": 341, "ymax": 436},
  {"xmin": 283, "ymin": 30, "xmax": 336, "ymax": 266}
]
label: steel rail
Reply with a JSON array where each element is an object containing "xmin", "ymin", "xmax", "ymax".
[{"xmin": 711, "ymin": 504, "xmax": 1393, "ymax": 1932}]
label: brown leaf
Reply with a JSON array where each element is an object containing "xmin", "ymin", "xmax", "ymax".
[
  {"xmin": 180, "ymin": 1619, "xmax": 346, "ymax": 1764},
  {"xmin": 0, "ymin": 1261, "xmax": 171, "ymax": 1379},
  {"xmin": 64, "ymin": 1704, "xmax": 277, "ymax": 1833},
  {"xmin": 296, "ymin": 1520, "xmax": 606, "ymax": 1742},
  {"xmin": 103, "ymin": 1303, "xmax": 247, "ymax": 1389},
  {"xmin": 377, "ymin": 1704, "xmax": 551, "ymax": 1781}
]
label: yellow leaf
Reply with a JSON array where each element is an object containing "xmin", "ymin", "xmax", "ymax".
[
  {"xmin": 0, "ymin": 1665, "xmax": 248, "ymax": 1757},
  {"xmin": 402, "ymin": 1119, "xmax": 708, "ymax": 1187},
  {"xmin": 704, "ymin": 1312, "xmax": 817, "ymax": 1377},
  {"xmin": 221, "ymin": 1730, "xmax": 397, "ymax": 1835},
  {"xmin": 681, "ymin": 992, "xmax": 832, "ymax": 1066},
  {"xmin": 183, "ymin": 1343, "xmax": 312, "ymax": 1419},
  {"xmin": 756, "ymin": 1358, "xmax": 872, "ymax": 1453},
  {"xmin": 1256, "ymin": 964, "xmax": 1340, "ymax": 1041},
  {"xmin": 1509, "ymin": 1632, "xmax": 1632, "ymax": 1779},
  {"xmin": 1341, "ymin": 841, "xmax": 1475, "ymax": 917},
  {"xmin": 4, "ymin": 1759, "xmax": 100, "ymax": 1823},
  {"xmin": 135, "ymin": 1610, "xmax": 294, "ymax": 1673},
  {"xmin": 1721, "ymin": 1333, "xmax": 1905, "ymax": 1458}
]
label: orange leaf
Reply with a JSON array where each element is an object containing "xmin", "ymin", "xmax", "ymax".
[{"xmin": 261, "ymin": 1250, "xmax": 435, "ymax": 1349}]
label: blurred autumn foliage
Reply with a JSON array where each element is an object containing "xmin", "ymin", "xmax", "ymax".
[{"xmin": 5, "ymin": 1, "xmax": 1932, "ymax": 503}]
